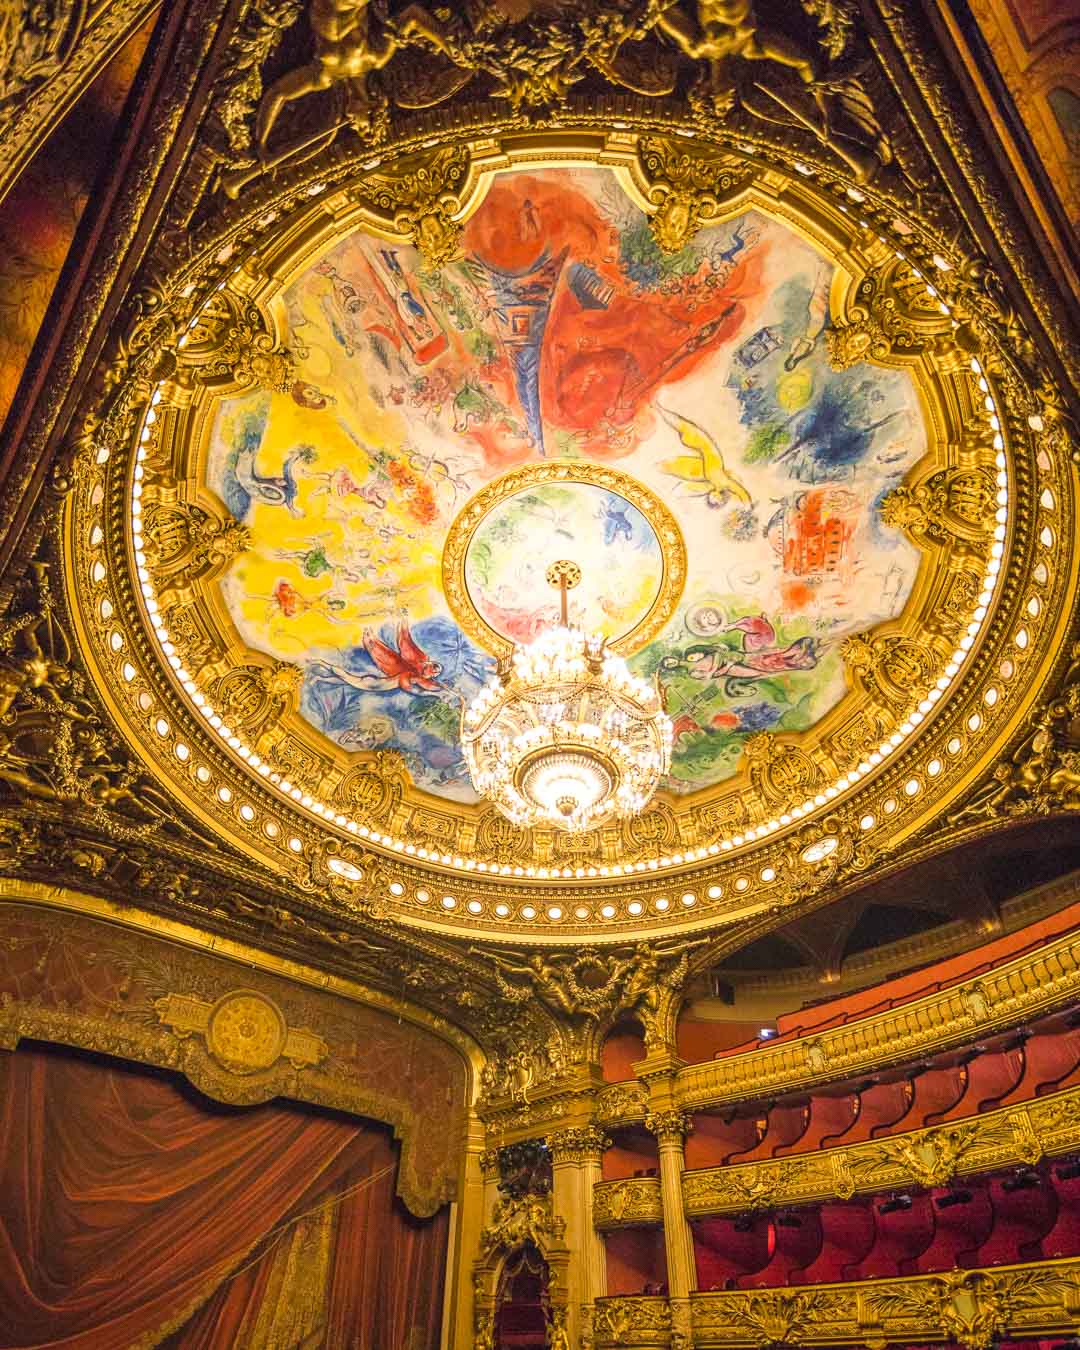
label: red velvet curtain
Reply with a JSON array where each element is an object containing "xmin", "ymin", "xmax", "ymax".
[{"xmin": 0, "ymin": 1045, "xmax": 447, "ymax": 1349}]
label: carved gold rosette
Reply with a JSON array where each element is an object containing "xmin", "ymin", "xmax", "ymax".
[{"xmin": 66, "ymin": 111, "xmax": 1077, "ymax": 942}]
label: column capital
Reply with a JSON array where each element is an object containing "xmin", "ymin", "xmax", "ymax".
[
  {"xmin": 547, "ymin": 1124, "xmax": 611, "ymax": 1164},
  {"xmin": 645, "ymin": 1108, "xmax": 693, "ymax": 1143}
]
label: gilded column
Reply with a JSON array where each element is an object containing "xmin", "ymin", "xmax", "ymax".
[
  {"xmin": 644, "ymin": 1108, "xmax": 696, "ymax": 1301},
  {"xmin": 548, "ymin": 1125, "xmax": 610, "ymax": 1344}
]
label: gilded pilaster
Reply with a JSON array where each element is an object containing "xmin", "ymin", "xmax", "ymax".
[
  {"xmin": 549, "ymin": 1124, "xmax": 611, "ymax": 1345},
  {"xmin": 643, "ymin": 1068, "xmax": 696, "ymax": 1308}
]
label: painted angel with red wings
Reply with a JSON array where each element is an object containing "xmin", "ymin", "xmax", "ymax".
[{"xmin": 362, "ymin": 619, "xmax": 444, "ymax": 692}]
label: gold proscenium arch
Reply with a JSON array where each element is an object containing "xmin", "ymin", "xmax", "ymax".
[{"xmin": 66, "ymin": 125, "xmax": 1076, "ymax": 943}]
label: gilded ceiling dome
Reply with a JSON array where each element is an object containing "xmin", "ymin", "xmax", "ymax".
[
  {"xmin": 1, "ymin": 0, "xmax": 1080, "ymax": 1342},
  {"xmin": 54, "ymin": 22, "xmax": 1072, "ymax": 941}
]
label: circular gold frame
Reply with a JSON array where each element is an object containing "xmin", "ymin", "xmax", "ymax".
[{"xmin": 441, "ymin": 459, "xmax": 687, "ymax": 659}]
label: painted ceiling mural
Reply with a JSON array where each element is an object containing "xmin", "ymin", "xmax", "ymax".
[{"xmin": 207, "ymin": 166, "xmax": 924, "ymax": 805}]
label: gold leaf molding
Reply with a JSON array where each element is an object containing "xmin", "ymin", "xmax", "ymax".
[{"xmin": 591, "ymin": 1258, "xmax": 1080, "ymax": 1348}]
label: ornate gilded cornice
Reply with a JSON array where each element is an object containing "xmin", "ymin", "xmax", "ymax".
[
  {"xmin": 593, "ymin": 1176, "xmax": 663, "ymax": 1231},
  {"xmin": 688, "ymin": 1258, "xmax": 1080, "ymax": 1349},
  {"xmin": 681, "ymin": 1082, "xmax": 1080, "ymax": 1216}
]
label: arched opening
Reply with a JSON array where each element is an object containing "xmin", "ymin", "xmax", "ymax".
[
  {"xmin": 601, "ymin": 1018, "xmax": 647, "ymax": 1082},
  {"xmin": 494, "ymin": 1242, "xmax": 550, "ymax": 1349}
]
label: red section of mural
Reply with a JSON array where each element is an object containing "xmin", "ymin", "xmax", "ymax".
[
  {"xmin": 456, "ymin": 170, "xmax": 769, "ymax": 463},
  {"xmin": 0, "ymin": 12, "xmax": 156, "ymax": 430}
]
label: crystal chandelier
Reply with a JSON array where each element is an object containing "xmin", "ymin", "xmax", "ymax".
[{"xmin": 462, "ymin": 561, "xmax": 672, "ymax": 832}]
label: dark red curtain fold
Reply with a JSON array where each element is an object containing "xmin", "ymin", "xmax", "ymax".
[{"xmin": 0, "ymin": 1045, "xmax": 447, "ymax": 1350}]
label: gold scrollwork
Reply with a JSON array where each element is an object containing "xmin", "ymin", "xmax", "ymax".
[
  {"xmin": 593, "ymin": 1176, "xmax": 663, "ymax": 1229},
  {"xmin": 688, "ymin": 1258, "xmax": 1080, "ymax": 1347}
]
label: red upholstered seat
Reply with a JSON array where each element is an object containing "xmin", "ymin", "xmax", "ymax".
[
  {"xmin": 727, "ymin": 1103, "xmax": 810, "ymax": 1163},
  {"xmin": 683, "ymin": 1111, "xmax": 763, "ymax": 1169},
  {"xmin": 907, "ymin": 1063, "xmax": 966, "ymax": 1126},
  {"xmin": 842, "ymin": 1080, "xmax": 914, "ymax": 1143},
  {"xmin": 776, "ymin": 1091, "xmax": 858, "ymax": 1155},
  {"xmin": 692, "ymin": 1215, "xmax": 771, "ymax": 1289},
  {"xmin": 1041, "ymin": 1167, "xmax": 1080, "ymax": 1260},
  {"xmin": 977, "ymin": 1173, "xmax": 1059, "ymax": 1266},
  {"xmin": 738, "ymin": 1211, "xmax": 823, "ymax": 1288},
  {"xmin": 995, "ymin": 1025, "xmax": 1080, "ymax": 1104},
  {"xmin": 928, "ymin": 1045, "xmax": 1025, "ymax": 1120},
  {"xmin": 799, "ymin": 1201, "xmax": 876, "ymax": 1283},
  {"xmin": 912, "ymin": 1183, "xmax": 993, "ymax": 1273},
  {"xmin": 847, "ymin": 1193, "xmax": 935, "ymax": 1279}
]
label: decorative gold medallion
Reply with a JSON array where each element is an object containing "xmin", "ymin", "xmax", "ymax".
[{"xmin": 205, "ymin": 990, "xmax": 288, "ymax": 1074}]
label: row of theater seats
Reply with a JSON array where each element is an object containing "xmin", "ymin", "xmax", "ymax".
[
  {"xmin": 683, "ymin": 1013, "xmax": 1080, "ymax": 1171},
  {"xmin": 698, "ymin": 899, "xmax": 1080, "ymax": 1063},
  {"xmin": 692, "ymin": 1160, "xmax": 1080, "ymax": 1289},
  {"xmin": 791, "ymin": 1343, "xmax": 1080, "ymax": 1350}
]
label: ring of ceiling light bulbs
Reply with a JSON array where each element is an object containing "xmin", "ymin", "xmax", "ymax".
[
  {"xmin": 128, "ymin": 374, "xmax": 1009, "ymax": 868},
  {"xmin": 74, "ymin": 135, "xmax": 1070, "ymax": 938}
]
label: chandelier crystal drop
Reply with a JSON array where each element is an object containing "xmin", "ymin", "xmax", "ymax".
[{"xmin": 462, "ymin": 563, "xmax": 672, "ymax": 833}]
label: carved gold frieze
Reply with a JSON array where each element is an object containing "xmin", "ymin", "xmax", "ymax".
[
  {"xmin": 155, "ymin": 988, "xmax": 328, "ymax": 1075},
  {"xmin": 593, "ymin": 1295, "xmax": 672, "ymax": 1348},
  {"xmin": 681, "ymin": 1082, "xmax": 1080, "ymax": 1216},
  {"xmin": 687, "ymin": 1258, "xmax": 1080, "ymax": 1348},
  {"xmin": 593, "ymin": 1176, "xmax": 663, "ymax": 1230}
]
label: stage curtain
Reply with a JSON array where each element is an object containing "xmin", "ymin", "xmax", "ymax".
[{"xmin": 0, "ymin": 1044, "xmax": 447, "ymax": 1350}]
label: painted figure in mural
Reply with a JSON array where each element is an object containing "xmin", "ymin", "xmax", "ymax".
[
  {"xmin": 378, "ymin": 249, "xmax": 435, "ymax": 344},
  {"xmin": 263, "ymin": 580, "xmax": 349, "ymax": 624},
  {"xmin": 229, "ymin": 443, "xmax": 316, "ymax": 518},
  {"xmin": 272, "ymin": 540, "xmax": 376, "ymax": 583},
  {"xmin": 308, "ymin": 462, "xmax": 389, "ymax": 509},
  {"xmin": 785, "ymin": 265, "xmax": 831, "ymax": 369},
  {"xmin": 658, "ymin": 407, "xmax": 752, "ymax": 507},
  {"xmin": 315, "ymin": 617, "xmax": 448, "ymax": 696},
  {"xmin": 681, "ymin": 633, "xmax": 821, "ymax": 680}
]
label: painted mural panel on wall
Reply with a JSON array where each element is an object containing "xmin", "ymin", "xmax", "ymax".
[{"xmin": 208, "ymin": 166, "xmax": 924, "ymax": 802}]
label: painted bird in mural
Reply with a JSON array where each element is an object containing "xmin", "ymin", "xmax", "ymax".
[
  {"xmin": 362, "ymin": 619, "xmax": 445, "ymax": 693},
  {"xmin": 657, "ymin": 408, "xmax": 752, "ymax": 509}
]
